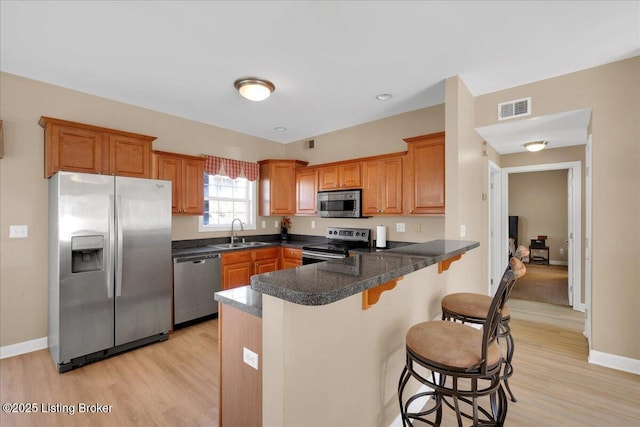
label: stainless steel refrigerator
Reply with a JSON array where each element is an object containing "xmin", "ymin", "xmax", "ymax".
[{"xmin": 48, "ymin": 171, "xmax": 172, "ymax": 372}]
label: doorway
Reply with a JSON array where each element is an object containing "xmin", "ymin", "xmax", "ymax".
[
  {"xmin": 507, "ymin": 169, "xmax": 570, "ymax": 306},
  {"xmin": 500, "ymin": 161, "xmax": 582, "ymax": 311}
]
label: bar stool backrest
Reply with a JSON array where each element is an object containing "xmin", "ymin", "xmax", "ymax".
[{"xmin": 479, "ymin": 269, "xmax": 518, "ymax": 375}]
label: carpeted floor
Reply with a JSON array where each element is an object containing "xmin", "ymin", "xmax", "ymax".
[{"xmin": 509, "ymin": 263, "xmax": 569, "ymax": 306}]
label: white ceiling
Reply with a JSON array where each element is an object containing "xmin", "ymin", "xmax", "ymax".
[
  {"xmin": 1, "ymin": 1, "xmax": 638, "ymax": 147},
  {"xmin": 476, "ymin": 108, "xmax": 592, "ymax": 154}
]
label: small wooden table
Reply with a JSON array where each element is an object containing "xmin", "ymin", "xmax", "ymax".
[{"xmin": 529, "ymin": 246, "xmax": 549, "ymax": 265}]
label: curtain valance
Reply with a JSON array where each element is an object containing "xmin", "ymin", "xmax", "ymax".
[{"xmin": 203, "ymin": 155, "xmax": 259, "ymax": 181}]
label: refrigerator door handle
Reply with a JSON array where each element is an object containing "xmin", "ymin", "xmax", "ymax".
[
  {"xmin": 107, "ymin": 195, "xmax": 115, "ymax": 299},
  {"xmin": 116, "ymin": 194, "xmax": 124, "ymax": 297}
]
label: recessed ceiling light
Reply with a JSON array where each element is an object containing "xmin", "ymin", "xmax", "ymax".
[
  {"xmin": 274, "ymin": 127, "xmax": 287, "ymax": 132},
  {"xmin": 234, "ymin": 78, "xmax": 275, "ymax": 101},
  {"xmin": 524, "ymin": 140, "xmax": 548, "ymax": 152},
  {"xmin": 376, "ymin": 93, "xmax": 393, "ymax": 101}
]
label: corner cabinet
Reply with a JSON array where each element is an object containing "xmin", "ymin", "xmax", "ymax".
[
  {"xmin": 258, "ymin": 159, "xmax": 308, "ymax": 216},
  {"xmin": 362, "ymin": 154, "xmax": 404, "ymax": 216},
  {"xmin": 318, "ymin": 161, "xmax": 361, "ymax": 190},
  {"xmin": 39, "ymin": 116, "xmax": 154, "ymax": 179},
  {"xmin": 403, "ymin": 132, "xmax": 445, "ymax": 215},
  {"xmin": 152, "ymin": 151, "xmax": 204, "ymax": 215}
]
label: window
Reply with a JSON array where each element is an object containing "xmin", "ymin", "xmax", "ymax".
[{"xmin": 199, "ymin": 174, "xmax": 256, "ymax": 231}]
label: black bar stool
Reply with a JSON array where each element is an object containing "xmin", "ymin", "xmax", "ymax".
[
  {"xmin": 398, "ymin": 263, "xmax": 525, "ymax": 426},
  {"xmin": 441, "ymin": 248, "xmax": 528, "ymax": 402}
]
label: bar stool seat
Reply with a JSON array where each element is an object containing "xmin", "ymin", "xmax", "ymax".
[
  {"xmin": 398, "ymin": 268, "xmax": 522, "ymax": 427},
  {"xmin": 407, "ymin": 321, "xmax": 501, "ymax": 371},
  {"xmin": 441, "ymin": 254, "xmax": 527, "ymax": 403}
]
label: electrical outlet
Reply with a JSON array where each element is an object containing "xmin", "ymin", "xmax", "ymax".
[
  {"xmin": 275, "ymin": 220, "xmax": 279, "ymax": 228},
  {"xmin": 261, "ymin": 220, "xmax": 266, "ymax": 229},
  {"xmin": 311, "ymin": 220, "xmax": 316, "ymax": 229},
  {"xmin": 243, "ymin": 347, "xmax": 259, "ymax": 370},
  {"xmin": 460, "ymin": 224, "xmax": 466, "ymax": 238},
  {"xmin": 9, "ymin": 225, "xmax": 28, "ymax": 239},
  {"xmin": 415, "ymin": 223, "xmax": 421, "ymax": 233},
  {"xmin": 396, "ymin": 223, "xmax": 405, "ymax": 232}
]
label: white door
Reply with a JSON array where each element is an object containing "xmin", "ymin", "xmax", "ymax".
[{"xmin": 567, "ymin": 169, "xmax": 574, "ymax": 305}]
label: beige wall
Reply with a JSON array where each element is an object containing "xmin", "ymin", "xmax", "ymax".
[
  {"xmin": 0, "ymin": 72, "xmax": 286, "ymax": 347},
  {"xmin": 2, "ymin": 55, "xmax": 639, "ymax": 364},
  {"xmin": 0, "ymin": 72, "xmax": 447, "ymax": 348},
  {"xmin": 477, "ymin": 56, "xmax": 640, "ymax": 360},
  {"xmin": 509, "ymin": 170, "xmax": 568, "ymax": 263}
]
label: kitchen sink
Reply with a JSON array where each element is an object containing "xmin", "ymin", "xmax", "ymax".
[
  {"xmin": 210, "ymin": 243, "xmax": 246, "ymax": 249},
  {"xmin": 209, "ymin": 241, "xmax": 271, "ymax": 250},
  {"xmin": 242, "ymin": 241, "xmax": 271, "ymax": 247}
]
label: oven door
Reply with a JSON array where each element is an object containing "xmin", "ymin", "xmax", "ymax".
[{"xmin": 301, "ymin": 250, "xmax": 347, "ymax": 265}]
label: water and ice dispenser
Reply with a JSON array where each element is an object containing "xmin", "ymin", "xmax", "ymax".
[{"xmin": 71, "ymin": 235, "xmax": 104, "ymax": 273}]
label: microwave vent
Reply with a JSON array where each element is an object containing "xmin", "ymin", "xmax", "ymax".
[
  {"xmin": 305, "ymin": 139, "xmax": 315, "ymax": 150},
  {"xmin": 498, "ymin": 97, "xmax": 531, "ymax": 120}
]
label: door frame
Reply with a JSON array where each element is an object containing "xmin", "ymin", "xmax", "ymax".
[
  {"xmin": 488, "ymin": 160, "xmax": 503, "ymax": 295},
  {"xmin": 499, "ymin": 161, "xmax": 584, "ymax": 312}
]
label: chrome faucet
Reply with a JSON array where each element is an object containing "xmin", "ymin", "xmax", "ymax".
[{"xmin": 230, "ymin": 218, "xmax": 244, "ymax": 244}]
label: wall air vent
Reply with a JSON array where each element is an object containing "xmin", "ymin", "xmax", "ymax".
[{"xmin": 498, "ymin": 97, "xmax": 531, "ymax": 121}]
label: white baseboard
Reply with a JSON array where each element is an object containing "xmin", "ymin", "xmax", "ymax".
[
  {"xmin": 0, "ymin": 336, "xmax": 48, "ymax": 360},
  {"xmin": 589, "ymin": 349, "xmax": 640, "ymax": 375},
  {"xmin": 549, "ymin": 260, "xmax": 568, "ymax": 266}
]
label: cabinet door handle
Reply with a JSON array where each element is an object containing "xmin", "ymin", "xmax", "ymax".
[{"xmin": 410, "ymin": 210, "xmax": 414, "ymax": 213}]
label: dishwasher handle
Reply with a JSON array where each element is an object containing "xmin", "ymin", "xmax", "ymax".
[{"xmin": 174, "ymin": 253, "xmax": 221, "ymax": 264}]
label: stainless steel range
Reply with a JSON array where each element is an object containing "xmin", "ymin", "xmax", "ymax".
[{"xmin": 302, "ymin": 227, "xmax": 371, "ymax": 264}]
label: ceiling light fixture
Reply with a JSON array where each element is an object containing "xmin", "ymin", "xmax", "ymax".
[
  {"xmin": 234, "ymin": 78, "xmax": 275, "ymax": 101},
  {"xmin": 524, "ymin": 140, "xmax": 548, "ymax": 152},
  {"xmin": 376, "ymin": 93, "xmax": 393, "ymax": 101},
  {"xmin": 274, "ymin": 127, "xmax": 287, "ymax": 132}
]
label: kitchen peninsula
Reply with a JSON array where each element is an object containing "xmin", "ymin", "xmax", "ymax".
[{"xmin": 215, "ymin": 239, "xmax": 479, "ymax": 427}]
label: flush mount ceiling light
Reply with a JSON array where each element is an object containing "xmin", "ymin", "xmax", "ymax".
[
  {"xmin": 234, "ymin": 78, "xmax": 275, "ymax": 101},
  {"xmin": 524, "ymin": 140, "xmax": 548, "ymax": 152},
  {"xmin": 274, "ymin": 126, "xmax": 287, "ymax": 132},
  {"xmin": 376, "ymin": 93, "xmax": 393, "ymax": 101}
]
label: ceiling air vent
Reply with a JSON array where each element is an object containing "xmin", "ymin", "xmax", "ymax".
[{"xmin": 498, "ymin": 97, "xmax": 531, "ymax": 121}]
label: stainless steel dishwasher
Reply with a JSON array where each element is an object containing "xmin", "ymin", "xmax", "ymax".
[{"xmin": 173, "ymin": 253, "xmax": 221, "ymax": 325}]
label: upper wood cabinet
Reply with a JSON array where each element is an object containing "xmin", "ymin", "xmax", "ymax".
[
  {"xmin": 295, "ymin": 168, "xmax": 318, "ymax": 216},
  {"xmin": 259, "ymin": 159, "xmax": 308, "ymax": 216},
  {"xmin": 39, "ymin": 116, "xmax": 155, "ymax": 178},
  {"xmin": 362, "ymin": 154, "xmax": 404, "ymax": 215},
  {"xmin": 403, "ymin": 132, "xmax": 445, "ymax": 215},
  {"xmin": 318, "ymin": 162, "xmax": 361, "ymax": 190},
  {"xmin": 152, "ymin": 150, "xmax": 204, "ymax": 215}
]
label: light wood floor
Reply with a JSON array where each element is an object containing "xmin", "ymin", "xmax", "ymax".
[{"xmin": 1, "ymin": 301, "xmax": 639, "ymax": 426}]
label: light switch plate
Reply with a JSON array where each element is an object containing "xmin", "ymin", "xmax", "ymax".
[
  {"xmin": 243, "ymin": 347, "xmax": 259, "ymax": 370},
  {"xmin": 9, "ymin": 225, "xmax": 28, "ymax": 239},
  {"xmin": 396, "ymin": 223, "xmax": 405, "ymax": 232},
  {"xmin": 460, "ymin": 224, "xmax": 466, "ymax": 238},
  {"xmin": 261, "ymin": 220, "xmax": 266, "ymax": 229}
]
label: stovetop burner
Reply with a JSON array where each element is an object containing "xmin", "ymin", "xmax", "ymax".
[{"xmin": 302, "ymin": 227, "xmax": 371, "ymax": 254}]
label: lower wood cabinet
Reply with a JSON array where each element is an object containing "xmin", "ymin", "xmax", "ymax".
[
  {"xmin": 253, "ymin": 247, "xmax": 280, "ymax": 275},
  {"xmin": 281, "ymin": 247, "xmax": 302, "ymax": 269},
  {"xmin": 221, "ymin": 247, "xmax": 280, "ymax": 290},
  {"xmin": 219, "ymin": 304, "xmax": 262, "ymax": 427},
  {"xmin": 221, "ymin": 250, "xmax": 253, "ymax": 290}
]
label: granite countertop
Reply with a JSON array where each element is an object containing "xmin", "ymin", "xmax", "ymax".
[
  {"xmin": 251, "ymin": 239, "xmax": 479, "ymax": 306},
  {"xmin": 215, "ymin": 286, "xmax": 262, "ymax": 317}
]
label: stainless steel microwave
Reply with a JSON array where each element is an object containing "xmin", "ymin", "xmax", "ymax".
[{"xmin": 317, "ymin": 189, "xmax": 362, "ymax": 218}]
